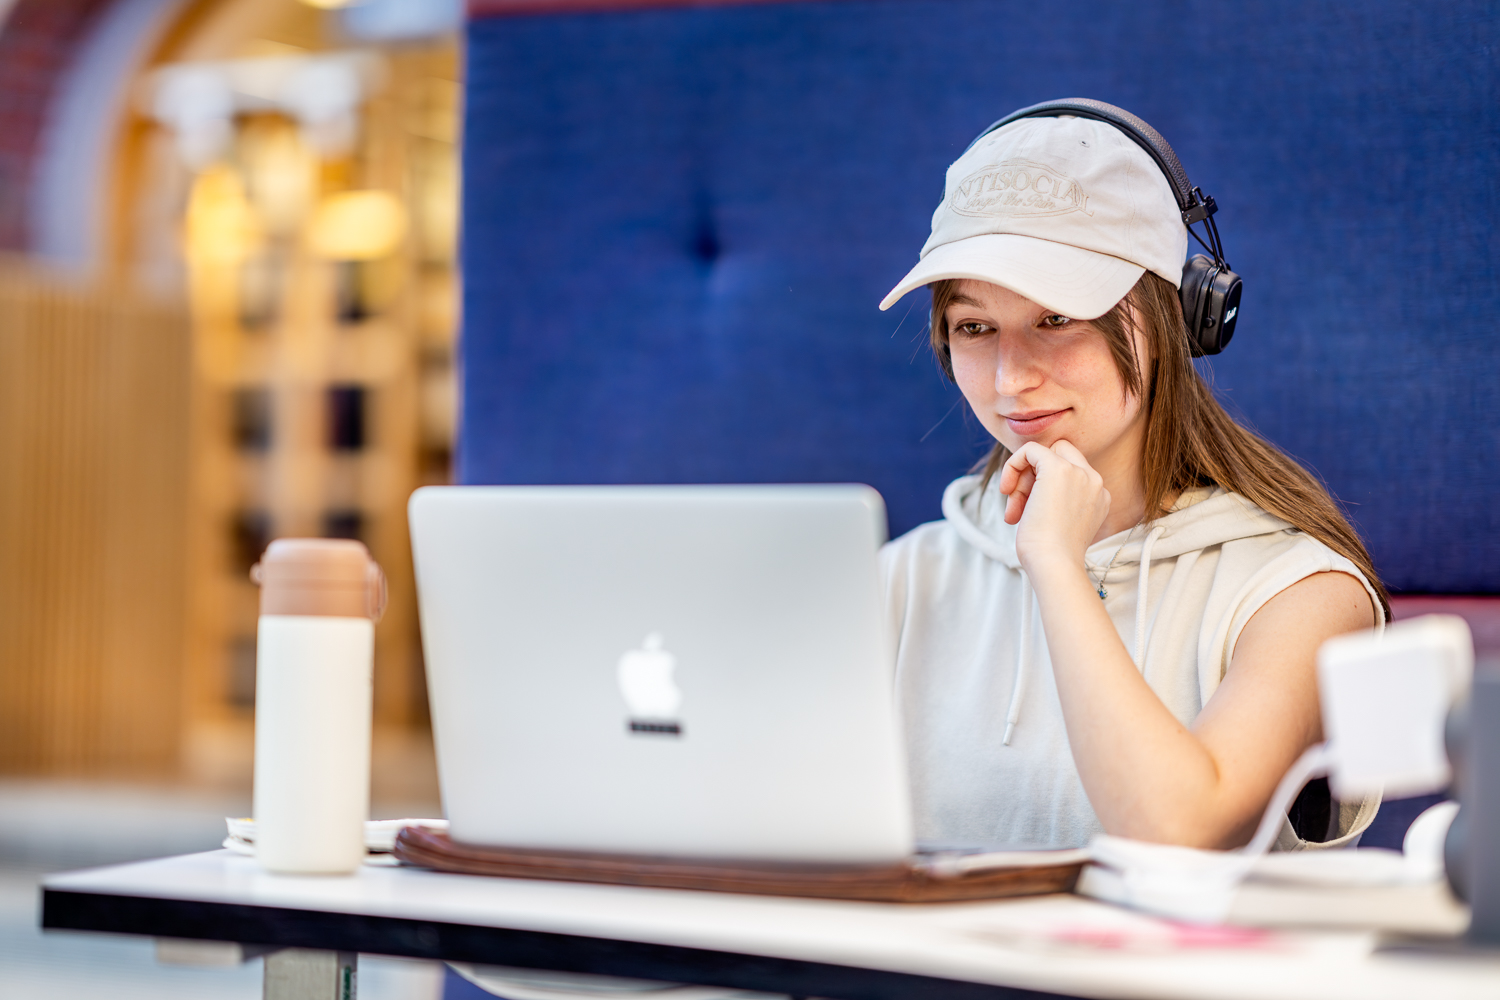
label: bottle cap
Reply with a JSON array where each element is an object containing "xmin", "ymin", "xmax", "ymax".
[{"xmin": 251, "ymin": 538, "xmax": 387, "ymax": 620}]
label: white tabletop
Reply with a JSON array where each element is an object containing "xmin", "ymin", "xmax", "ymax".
[{"xmin": 42, "ymin": 850, "xmax": 1500, "ymax": 1000}]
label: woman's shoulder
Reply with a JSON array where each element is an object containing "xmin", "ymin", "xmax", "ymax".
[
  {"xmin": 1200, "ymin": 489, "xmax": 1354, "ymax": 563},
  {"xmin": 1192, "ymin": 489, "xmax": 1382, "ymax": 624},
  {"xmin": 1163, "ymin": 487, "xmax": 1312, "ymax": 555},
  {"xmin": 1154, "ymin": 486, "xmax": 1375, "ymax": 594}
]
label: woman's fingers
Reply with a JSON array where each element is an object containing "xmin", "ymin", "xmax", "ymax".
[
  {"xmin": 996, "ymin": 439, "xmax": 1114, "ymax": 556},
  {"xmin": 1004, "ymin": 491, "xmax": 1024, "ymax": 525},
  {"xmin": 1000, "ymin": 442, "xmax": 1050, "ymax": 483},
  {"xmin": 997, "ymin": 443, "xmax": 1037, "ymax": 493},
  {"xmin": 1004, "ymin": 467, "xmax": 1036, "ymax": 524},
  {"xmin": 1050, "ymin": 438, "xmax": 1098, "ymax": 475},
  {"xmin": 999, "ymin": 443, "xmax": 1049, "ymax": 525}
]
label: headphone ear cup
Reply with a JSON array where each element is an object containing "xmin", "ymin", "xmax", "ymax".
[
  {"xmin": 1179, "ymin": 255, "xmax": 1243, "ymax": 356},
  {"xmin": 1179, "ymin": 255, "xmax": 1216, "ymax": 357},
  {"xmin": 1203, "ymin": 267, "xmax": 1242, "ymax": 355}
]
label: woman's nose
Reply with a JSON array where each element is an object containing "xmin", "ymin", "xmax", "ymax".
[{"xmin": 993, "ymin": 334, "xmax": 1041, "ymax": 397}]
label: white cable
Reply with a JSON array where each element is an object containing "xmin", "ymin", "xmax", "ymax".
[{"xmin": 1241, "ymin": 742, "xmax": 1334, "ymax": 857}]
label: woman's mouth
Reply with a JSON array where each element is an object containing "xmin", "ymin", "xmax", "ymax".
[{"xmin": 1003, "ymin": 409, "xmax": 1067, "ymax": 435}]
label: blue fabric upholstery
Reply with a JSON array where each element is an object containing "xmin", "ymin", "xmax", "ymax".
[
  {"xmin": 460, "ymin": 0, "xmax": 1499, "ymax": 593},
  {"xmin": 441, "ymin": 966, "xmax": 493, "ymax": 1000}
]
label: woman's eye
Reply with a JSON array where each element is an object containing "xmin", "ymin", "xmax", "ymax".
[
  {"xmin": 954, "ymin": 321, "xmax": 991, "ymax": 338},
  {"xmin": 1041, "ymin": 314, "xmax": 1072, "ymax": 329}
]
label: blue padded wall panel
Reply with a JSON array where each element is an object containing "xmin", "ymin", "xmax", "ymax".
[{"xmin": 461, "ymin": 0, "xmax": 1499, "ymax": 593}]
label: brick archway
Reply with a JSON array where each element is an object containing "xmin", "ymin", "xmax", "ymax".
[{"xmin": 0, "ymin": 0, "xmax": 117, "ymax": 250}]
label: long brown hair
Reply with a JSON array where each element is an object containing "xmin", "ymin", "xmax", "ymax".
[{"xmin": 929, "ymin": 273, "xmax": 1390, "ymax": 620}]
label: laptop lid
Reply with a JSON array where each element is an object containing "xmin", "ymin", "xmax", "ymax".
[{"xmin": 409, "ymin": 484, "xmax": 913, "ymax": 863}]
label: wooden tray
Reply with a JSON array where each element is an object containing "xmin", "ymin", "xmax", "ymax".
[{"xmin": 393, "ymin": 827, "xmax": 1084, "ymax": 903}]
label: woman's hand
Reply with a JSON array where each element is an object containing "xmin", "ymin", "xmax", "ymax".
[{"xmin": 997, "ymin": 441, "xmax": 1111, "ymax": 572}]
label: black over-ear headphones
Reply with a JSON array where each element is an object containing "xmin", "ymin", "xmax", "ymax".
[{"xmin": 966, "ymin": 98, "xmax": 1242, "ymax": 356}]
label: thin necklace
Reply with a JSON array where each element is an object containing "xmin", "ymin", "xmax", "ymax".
[{"xmin": 1089, "ymin": 520, "xmax": 1143, "ymax": 600}]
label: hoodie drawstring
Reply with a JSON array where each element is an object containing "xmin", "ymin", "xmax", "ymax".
[
  {"xmin": 1002, "ymin": 575, "xmax": 1033, "ymax": 746},
  {"xmin": 1133, "ymin": 526, "xmax": 1166, "ymax": 668},
  {"xmin": 1006, "ymin": 523, "xmax": 1161, "ymax": 745}
]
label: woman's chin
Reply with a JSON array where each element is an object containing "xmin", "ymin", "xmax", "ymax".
[{"xmin": 996, "ymin": 427, "xmax": 1061, "ymax": 452}]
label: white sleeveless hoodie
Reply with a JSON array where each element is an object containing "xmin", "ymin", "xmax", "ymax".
[{"xmin": 880, "ymin": 474, "xmax": 1384, "ymax": 850}]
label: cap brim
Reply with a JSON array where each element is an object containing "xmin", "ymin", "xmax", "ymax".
[{"xmin": 878, "ymin": 234, "xmax": 1146, "ymax": 320}]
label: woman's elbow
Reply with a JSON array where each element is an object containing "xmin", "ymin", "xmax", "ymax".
[{"xmin": 1104, "ymin": 802, "xmax": 1259, "ymax": 850}]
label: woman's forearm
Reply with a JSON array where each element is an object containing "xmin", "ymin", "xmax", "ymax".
[
  {"xmin": 996, "ymin": 442, "xmax": 1359, "ymax": 848},
  {"xmin": 1023, "ymin": 554, "xmax": 1246, "ymax": 847}
]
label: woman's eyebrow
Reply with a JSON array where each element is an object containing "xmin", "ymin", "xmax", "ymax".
[{"xmin": 948, "ymin": 293, "xmax": 985, "ymax": 308}]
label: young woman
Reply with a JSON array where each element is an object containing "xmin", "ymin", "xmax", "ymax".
[{"xmin": 877, "ymin": 108, "xmax": 1386, "ymax": 851}]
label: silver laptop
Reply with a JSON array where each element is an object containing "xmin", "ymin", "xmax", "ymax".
[{"xmin": 409, "ymin": 484, "xmax": 913, "ymax": 863}]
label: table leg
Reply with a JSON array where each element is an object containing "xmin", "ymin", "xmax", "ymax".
[
  {"xmin": 263, "ymin": 948, "xmax": 357, "ymax": 1000},
  {"xmin": 156, "ymin": 938, "xmax": 274, "ymax": 966}
]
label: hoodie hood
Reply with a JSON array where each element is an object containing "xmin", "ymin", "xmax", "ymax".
[{"xmin": 940, "ymin": 474, "xmax": 1293, "ymax": 572}]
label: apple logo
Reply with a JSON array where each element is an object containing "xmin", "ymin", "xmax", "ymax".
[{"xmin": 616, "ymin": 631, "xmax": 683, "ymax": 736}]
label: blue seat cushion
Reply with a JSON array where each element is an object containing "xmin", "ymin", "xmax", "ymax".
[{"xmin": 460, "ymin": 0, "xmax": 1499, "ymax": 593}]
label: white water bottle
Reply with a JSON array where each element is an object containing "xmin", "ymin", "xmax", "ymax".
[{"xmin": 251, "ymin": 539, "xmax": 387, "ymax": 874}]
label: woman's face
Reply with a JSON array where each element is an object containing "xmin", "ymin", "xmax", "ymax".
[{"xmin": 944, "ymin": 279, "xmax": 1148, "ymax": 474}]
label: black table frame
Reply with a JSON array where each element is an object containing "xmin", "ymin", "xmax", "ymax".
[{"xmin": 43, "ymin": 886, "xmax": 1070, "ymax": 1000}]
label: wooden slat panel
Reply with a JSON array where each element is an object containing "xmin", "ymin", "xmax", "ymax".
[{"xmin": 0, "ymin": 262, "xmax": 190, "ymax": 774}]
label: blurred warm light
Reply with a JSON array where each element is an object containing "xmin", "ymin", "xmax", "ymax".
[
  {"xmin": 186, "ymin": 165, "xmax": 262, "ymax": 264},
  {"xmin": 299, "ymin": 0, "xmax": 362, "ymax": 9},
  {"xmin": 416, "ymin": 152, "xmax": 459, "ymax": 263},
  {"xmin": 308, "ymin": 190, "xmax": 408, "ymax": 261},
  {"xmin": 405, "ymin": 77, "xmax": 460, "ymax": 144},
  {"xmin": 241, "ymin": 120, "xmax": 318, "ymax": 238}
]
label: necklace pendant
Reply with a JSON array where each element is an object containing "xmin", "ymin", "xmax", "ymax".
[{"xmin": 1097, "ymin": 585, "xmax": 1107, "ymax": 600}]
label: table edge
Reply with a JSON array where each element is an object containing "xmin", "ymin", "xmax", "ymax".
[{"xmin": 40, "ymin": 886, "xmax": 1071, "ymax": 1000}]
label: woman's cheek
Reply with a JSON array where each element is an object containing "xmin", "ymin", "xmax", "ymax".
[
  {"xmin": 950, "ymin": 350, "xmax": 992, "ymax": 405},
  {"xmin": 1042, "ymin": 341, "xmax": 1093, "ymax": 388},
  {"xmin": 951, "ymin": 353, "xmax": 1012, "ymax": 443},
  {"xmin": 1052, "ymin": 342, "xmax": 1131, "ymax": 414}
]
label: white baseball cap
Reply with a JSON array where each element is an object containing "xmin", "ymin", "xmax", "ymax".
[{"xmin": 880, "ymin": 115, "xmax": 1189, "ymax": 319}]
